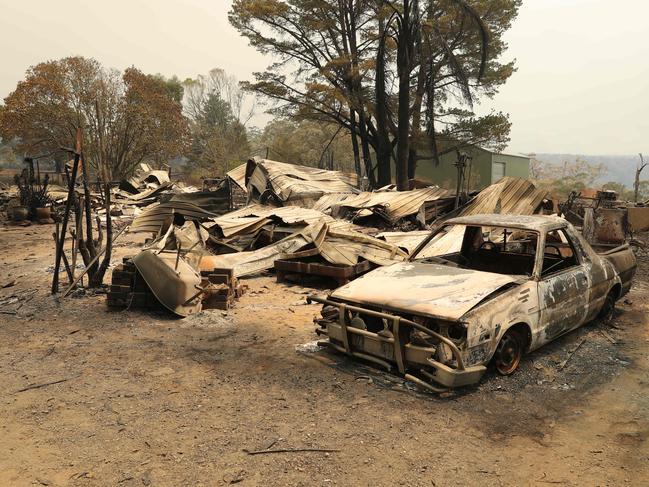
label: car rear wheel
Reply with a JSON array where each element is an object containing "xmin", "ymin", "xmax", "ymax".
[
  {"xmin": 494, "ymin": 329, "xmax": 524, "ymax": 375},
  {"xmin": 598, "ymin": 290, "xmax": 616, "ymax": 322}
]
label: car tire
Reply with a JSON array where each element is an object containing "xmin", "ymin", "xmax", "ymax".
[
  {"xmin": 598, "ymin": 290, "xmax": 616, "ymax": 322},
  {"xmin": 494, "ymin": 328, "xmax": 524, "ymax": 375}
]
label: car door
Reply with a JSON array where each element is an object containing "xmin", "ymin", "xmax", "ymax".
[{"xmin": 536, "ymin": 228, "xmax": 590, "ymax": 345}]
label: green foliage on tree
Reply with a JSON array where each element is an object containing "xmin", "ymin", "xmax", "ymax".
[
  {"xmin": 182, "ymin": 69, "xmax": 252, "ymax": 179},
  {"xmin": 0, "ymin": 105, "xmax": 20, "ymax": 168},
  {"xmin": 252, "ymin": 119, "xmax": 356, "ymax": 173},
  {"xmin": 229, "ymin": 0, "xmax": 520, "ymax": 189},
  {"xmin": 531, "ymin": 156, "xmax": 606, "ymax": 199},
  {"xmin": 0, "ymin": 57, "xmax": 189, "ymax": 180},
  {"xmin": 602, "ymin": 181, "xmax": 649, "ymax": 201},
  {"xmin": 154, "ymin": 74, "xmax": 185, "ymax": 103}
]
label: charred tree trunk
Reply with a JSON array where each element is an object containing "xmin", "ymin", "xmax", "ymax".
[
  {"xmin": 89, "ymin": 184, "xmax": 112, "ymax": 287},
  {"xmin": 357, "ymin": 109, "xmax": 375, "ymax": 188},
  {"xmin": 395, "ymin": 2, "xmax": 412, "ymax": 191},
  {"xmin": 344, "ymin": 0, "xmax": 371, "ymax": 187},
  {"xmin": 80, "ymin": 156, "xmax": 99, "ymax": 279},
  {"xmin": 375, "ymin": 9, "xmax": 393, "ymax": 187},
  {"xmin": 634, "ymin": 154, "xmax": 646, "ymax": 203},
  {"xmin": 395, "ymin": 68, "xmax": 410, "ymax": 191},
  {"xmin": 349, "ymin": 106, "xmax": 363, "ymax": 180}
]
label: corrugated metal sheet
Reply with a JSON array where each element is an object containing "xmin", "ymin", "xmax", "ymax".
[
  {"xmin": 376, "ymin": 231, "xmax": 431, "ymax": 253},
  {"xmin": 311, "ymin": 193, "xmax": 359, "ymax": 213},
  {"xmin": 200, "ymin": 220, "xmax": 407, "ymax": 277},
  {"xmin": 204, "ymin": 204, "xmax": 336, "ymax": 238},
  {"xmin": 323, "ymin": 186, "xmax": 452, "ymax": 223},
  {"xmin": 130, "ymin": 202, "xmax": 218, "ymax": 233},
  {"xmin": 226, "ymin": 163, "xmax": 247, "ymax": 192},
  {"xmin": 459, "ymin": 177, "xmax": 548, "ymax": 217},
  {"xmin": 245, "ymin": 158, "xmax": 359, "ymax": 205},
  {"xmin": 113, "ymin": 182, "xmax": 174, "ymax": 205},
  {"xmin": 127, "ymin": 163, "xmax": 171, "ymax": 189}
]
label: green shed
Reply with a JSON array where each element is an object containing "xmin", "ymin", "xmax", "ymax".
[{"xmin": 415, "ymin": 144, "xmax": 530, "ymax": 191}]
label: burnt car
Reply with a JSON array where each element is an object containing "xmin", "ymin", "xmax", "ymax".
[{"xmin": 310, "ymin": 214, "xmax": 636, "ymax": 390}]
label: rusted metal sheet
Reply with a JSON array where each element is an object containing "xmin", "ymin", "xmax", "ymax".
[
  {"xmin": 320, "ymin": 187, "xmax": 452, "ymax": 223},
  {"xmin": 458, "ymin": 177, "xmax": 549, "ymax": 216},
  {"xmin": 123, "ymin": 163, "xmax": 170, "ymax": 192},
  {"xmin": 226, "ymin": 163, "xmax": 248, "ymax": 192},
  {"xmin": 132, "ymin": 250, "xmax": 203, "ymax": 317},
  {"xmin": 627, "ymin": 206, "xmax": 649, "ymax": 233},
  {"xmin": 130, "ymin": 202, "xmax": 218, "ymax": 234},
  {"xmin": 114, "ymin": 181, "xmax": 174, "ymax": 204},
  {"xmin": 162, "ymin": 189, "xmax": 231, "ymax": 215},
  {"xmin": 376, "ymin": 231, "xmax": 431, "ymax": 253},
  {"xmin": 200, "ymin": 228, "xmax": 313, "ymax": 277},
  {"xmin": 593, "ymin": 208, "xmax": 626, "ymax": 244},
  {"xmin": 245, "ymin": 158, "xmax": 359, "ymax": 206},
  {"xmin": 200, "ymin": 220, "xmax": 407, "ymax": 277},
  {"xmin": 204, "ymin": 205, "xmax": 337, "ymax": 238}
]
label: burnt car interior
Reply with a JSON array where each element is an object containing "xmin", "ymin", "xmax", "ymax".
[
  {"xmin": 415, "ymin": 224, "xmax": 539, "ymax": 276},
  {"xmin": 415, "ymin": 224, "xmax": 583, "ymax": 278},
  {"xmin": 540, "ymin": 229, "xmax": 579, "ymax": 276}
]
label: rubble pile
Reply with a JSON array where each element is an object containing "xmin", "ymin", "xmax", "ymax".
[
  {"xmin": 10, "ymin": 155, "xmax": 622, "ymax": 321},
  {"xmin": 244, "ymin": 157, "xmax": 359, "ymax": 207},
  {"xmin": 560, "ymin": 188, "xmax": 649, "ymax": 245}
]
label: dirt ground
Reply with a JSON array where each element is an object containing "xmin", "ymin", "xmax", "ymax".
[{"xmin": 1, "ymin": 222, "xmax": 648, "ymax": 487}]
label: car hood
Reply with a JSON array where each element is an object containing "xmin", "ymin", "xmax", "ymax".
[{"xmin": 330, "ymin": 262, "xmax": 518, "ymax": 321}]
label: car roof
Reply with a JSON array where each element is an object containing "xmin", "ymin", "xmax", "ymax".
[{"xmin": 446, "ymin": 214, "xmax": 567, "ymax": 232}]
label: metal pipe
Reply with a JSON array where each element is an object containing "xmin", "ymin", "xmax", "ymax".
[
  {"xmin": 419, "ymin": 368, "xmax": 449, "ymax": 392},
  {"xmin": 404, "ymin": 373, "xmax": 447, "ymax": 393}
]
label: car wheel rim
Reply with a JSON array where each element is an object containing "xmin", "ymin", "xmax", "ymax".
[{"xmin": 495, "ymin": 332, "xmax": 522, "ymax": 375}]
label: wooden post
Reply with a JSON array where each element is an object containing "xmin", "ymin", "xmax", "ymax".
[
  {"xmin": 52, "ymin": 226, "xmax": 73, "ymax": 285},
  {"xmin": 52, "ymin": 152, "xmax": 80, "ymax": 294}
]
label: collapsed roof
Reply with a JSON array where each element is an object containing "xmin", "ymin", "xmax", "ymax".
[
  {"xmin": 245, "ymin": 157, "xmax": 359, "ymax": 206},
  {"xmin": 313, "ymin": 186, "xmax": 453, "ymax": 224},
  {"xmin": 200, "ymin": 219, "xmax": 408, "ymax": 277}
]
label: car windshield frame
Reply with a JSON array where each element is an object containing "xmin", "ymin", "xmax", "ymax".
[{"xmin": 409, "ymin": 222, "xmax": 543, "ymax": 278}]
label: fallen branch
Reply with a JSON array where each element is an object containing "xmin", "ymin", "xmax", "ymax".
[
  {"xmin": 14, "ymin": 376, "xmax": 76, "ymax": 393},
  {"xmin": 243, "ymin": 447, "xmax": 340, "ymax": 455},
  {"xmin": 599, "ymin": 329, "xmax": 617, "ymax": 344},
  {"xmin": 558, "ymin": 337, "xmax": 587, "ymax": 371}
]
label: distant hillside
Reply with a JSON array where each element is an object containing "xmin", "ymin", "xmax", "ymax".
[{"xmin": 534, "ymin": 153, "xmax": 643, "ymax": 188}]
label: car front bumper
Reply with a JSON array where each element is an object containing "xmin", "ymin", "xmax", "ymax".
[{"xmin": 308, "ymin": 296, "xmax": 486, "ymax": 389}]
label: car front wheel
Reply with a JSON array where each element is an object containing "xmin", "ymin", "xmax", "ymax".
[{"xmin": 494, "ymin": 328, "xmax": 524, "ymax": 375}]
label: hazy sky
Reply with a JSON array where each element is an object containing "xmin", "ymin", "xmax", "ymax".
[{"xmin": 0, "ymin": 0, "xmax": 647, "ymax": 155}]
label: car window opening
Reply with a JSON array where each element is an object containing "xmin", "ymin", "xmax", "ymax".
[{"xmin": 414, "ymin": 224, "xmax": 539, "ymax": 277}]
